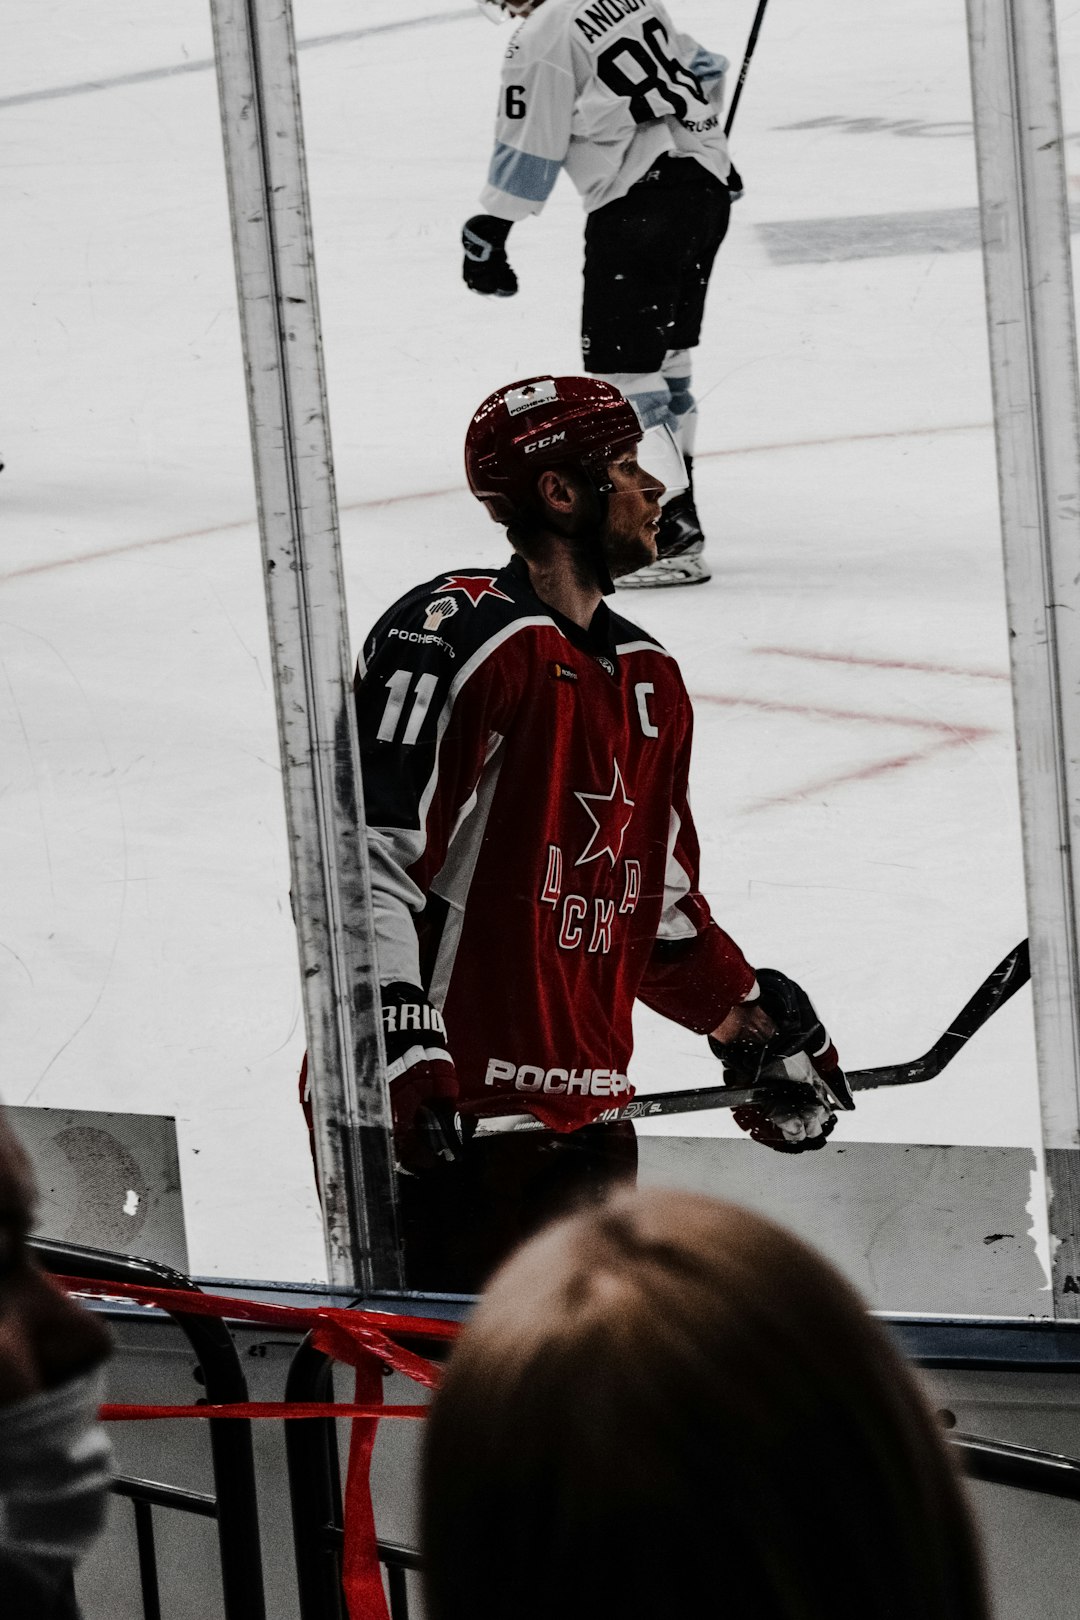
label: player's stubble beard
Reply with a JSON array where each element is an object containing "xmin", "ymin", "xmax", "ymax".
[
  {"xmin": 601, "ymin": 497, "xmax": 659, "ymax": 581},
  {"xmin": 564, "ymin": 517, "xmax": 652, "ymax": 591},
  {"xmin": 553, "ymin": 470, "xmax": 657, "ymax": 588},
  {"xmin": 604, "ymin": 529, "xmax": 655, "ymax": 580}
]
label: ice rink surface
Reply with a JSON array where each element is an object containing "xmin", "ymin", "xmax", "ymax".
[{"xmin": 6, "ymin": 0, "xmax": 1079, "ymax": 1282}]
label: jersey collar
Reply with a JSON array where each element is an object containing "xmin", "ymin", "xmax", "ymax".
[{"xmin": 505, "ymin": 555, "xmax": 620, "ymax": 675}]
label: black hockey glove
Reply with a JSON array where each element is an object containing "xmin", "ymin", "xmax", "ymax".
[
  {"xmin": 726, "ymin": 163, "xmax": 744, "ymax": 201},
  {"xmin": 709, "ymin": 968, "xmax": 852, "ymax": 1153},
  {"xmin": 381, "ymin": 983, "xmax": 462, "ymax": 1171},
  {"xmin": 462, "ymin": 215, "xmax": 518, "ymax": 297}
]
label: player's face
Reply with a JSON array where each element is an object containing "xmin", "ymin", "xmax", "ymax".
[{"xmin": 601, "ymin": 448, "xmax": 665, "ymax": 578}]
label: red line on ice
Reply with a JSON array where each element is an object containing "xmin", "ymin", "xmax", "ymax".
[
  {"xmin": 747, "ymin": 733, "xmax": 980, "ymax": 810},
  {"xmin": 697, "ymin": 420, "xmax": 990, "ymax": 463},
  {"xmin": 0, "ymin": 486, "xmax": 462, "ymax": 583},
  {"xmin": 689, "ymin": 691, "xmax": 992, "ymax": 810},
  {"xmin": 753, "ymin": 645, "xmax": 1009, "ymax": 682},
  {"xmin": 0, "ymin": 422, "xmax": 991, "ymax": 583},
  {"xmin": 690, "ymin": 690, "xmax": 993, "ymax": 739}
]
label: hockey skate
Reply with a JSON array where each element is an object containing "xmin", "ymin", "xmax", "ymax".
[
  {"xmin": 616, "ymin": 537, "xmax": 711, "ymax": 588},
  {"xmin": 616, "ymin": 483, "xmax": 710, "ymax": 589}
]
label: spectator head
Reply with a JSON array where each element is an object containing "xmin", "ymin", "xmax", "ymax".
[
  {"xmin": 0, "ymin": 1109, "xmax": 112, "ymax": 1401},
  {"xmin": 0, "ymin": 1109, "xmax": 115, "ymax": 1598},
  {"xmin": 421, "ymin": 1187, "xmax": 989, "ymax": 1620}
]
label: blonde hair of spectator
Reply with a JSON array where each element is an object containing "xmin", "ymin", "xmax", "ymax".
[{"xmin": 421, "ymin": 1187, "xmax": 989, "ymax": 1620}]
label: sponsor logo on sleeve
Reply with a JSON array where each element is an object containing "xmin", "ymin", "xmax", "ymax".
[
  {"xmin": 423, "ymin": 595, "xmax": 458, "ymax": 631},
  {"xmin": 388, "ymin": 627, "xmax": 456, "ymax": 658}
]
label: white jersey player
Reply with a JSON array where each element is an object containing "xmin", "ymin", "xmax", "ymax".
[{"xmin": 464, "ymin": 0, "xmax": 743, "ymax": 587}]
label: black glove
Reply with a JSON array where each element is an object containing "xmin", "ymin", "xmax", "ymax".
[
  {"xmin": 462, "ymin": 215, "xmax": 518, "ymax": 297},
  {"xmin": 726, "ymin": 163, "xmax": 744, "ymax": 201},
  {"xmin": 381, "ymin": 983, "xmax": 461, "ymax": 1170},
  {"xmin": 709, "ymin": 968, "xmax": 852, "ymax": 1154}
]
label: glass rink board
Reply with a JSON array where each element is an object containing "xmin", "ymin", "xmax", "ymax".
[{"xmin": 9, "ymin": 0, "xmax": 1080, "ymax": 1311}]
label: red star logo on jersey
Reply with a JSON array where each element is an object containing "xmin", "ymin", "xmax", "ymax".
[
  {"xmin": 437, "ymin": 574, "xmax": 513, "ymax": 607},
  {"xmin": 574, "ymin": 758, "xmax": 636, "ymax": 868}
]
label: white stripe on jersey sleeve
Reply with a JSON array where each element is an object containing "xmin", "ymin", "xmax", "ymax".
[
  {"xmin": 656, "ymin": 805, "xmax": 698, "ymax": 941},
  {"xmin": 429, "ymin": 741, "xmax": 509, "ymax": 1008},
  {"xmin": 368, "ymin": 827, "xmax": 428, "ymax": 986}
]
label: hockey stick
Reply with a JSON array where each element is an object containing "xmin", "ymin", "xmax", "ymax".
[
  {"xmin": 724, "ymin": 0, "xmax": 771, "ymax": 137},
  {"xmin": 845, "ymin": 937, "xmax": 1029, "ymax": 1092},
  {"xmin": 471, "ymin": 940, "xmax": 1030, "ymax": 1134}
]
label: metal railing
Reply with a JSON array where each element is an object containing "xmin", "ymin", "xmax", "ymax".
[
  {"xmin": 37, "ymin": 1245, "xmax": 1080, "ymax": 1620},
  {"xmin": 282, "ymin": 1331, "xmax": 1080, "ymax": 1620},
  {"xmin": 31, "ymin": 1238, "xmax": 266, "ymax": 1620},
  {"xmin": 283, "ymin": 1337, "xmax": 346, "ymax": 1620},
  {"xmin": 111, "ymin": 1474, "xmax": 218, "ymax": 1620},
  {"xmin": 283, "ymin": 1332, "xmax": 427, "ymax": 1620}
]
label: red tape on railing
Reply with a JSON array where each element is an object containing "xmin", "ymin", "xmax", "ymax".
[
  {"xmin": 58, "ymin": 1275, "xmax": 455, "ymax": 1620},
  {"xmin": 101, "ymin": 1402, "xmax": 428, "ymax": 1420}
]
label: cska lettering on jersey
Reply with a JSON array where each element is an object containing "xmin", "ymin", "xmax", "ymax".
[
  {"xmin": 540, "ymin": 845, "xmax": 641, "ymax": 954},
  {"xmin": 484, "ymin": 1058, "xmax": 632, "ymax": 1097},
  {"xmin": 575, "ymin": 0, "xmax": 648, "ymax": 45}
]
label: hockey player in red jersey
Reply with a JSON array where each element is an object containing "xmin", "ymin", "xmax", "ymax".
[
  {"xmin": 463, "ymin": 0, "xmax": 742, "ymax": 587},
  {"xmin": 356, "ymin": 376, "xmax": 846, "ymax": 1286}
]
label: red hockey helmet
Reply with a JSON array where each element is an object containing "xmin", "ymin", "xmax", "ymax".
[{"xmin": 464, "ymin": 375, "xmax": 642, "ymax": 527}]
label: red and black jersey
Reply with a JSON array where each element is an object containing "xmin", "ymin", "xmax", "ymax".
[{"xmin": 357, "ymin": 555, "xmax": 755, "ymax": 1131}]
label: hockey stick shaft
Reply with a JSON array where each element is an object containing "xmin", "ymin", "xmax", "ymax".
[
  {"xmin": 471, "ymin": 940, "xmax": 1030, "ymax": 1134},
  {"xmin": 724, "ymin": 0, "xmax": 771, "ymax": 137}
]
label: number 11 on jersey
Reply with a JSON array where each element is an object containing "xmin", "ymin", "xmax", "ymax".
[{"xmin": 377, "ymin": 669, "xmax": 440, "ymax": 745}]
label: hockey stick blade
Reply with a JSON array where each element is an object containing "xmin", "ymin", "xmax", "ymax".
[
  {"xmin": 847, "ymin": 938, "xmax": 1030, "ymax": 1092},
  {"xmin": 470, "ymin": 940, "xmax": 1031, "ymax": 1135}
]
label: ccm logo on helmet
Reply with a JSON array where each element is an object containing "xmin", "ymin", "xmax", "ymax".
[{"xmin": 523, "ymin": 431, "xmax": 567, "ymax": 455}]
